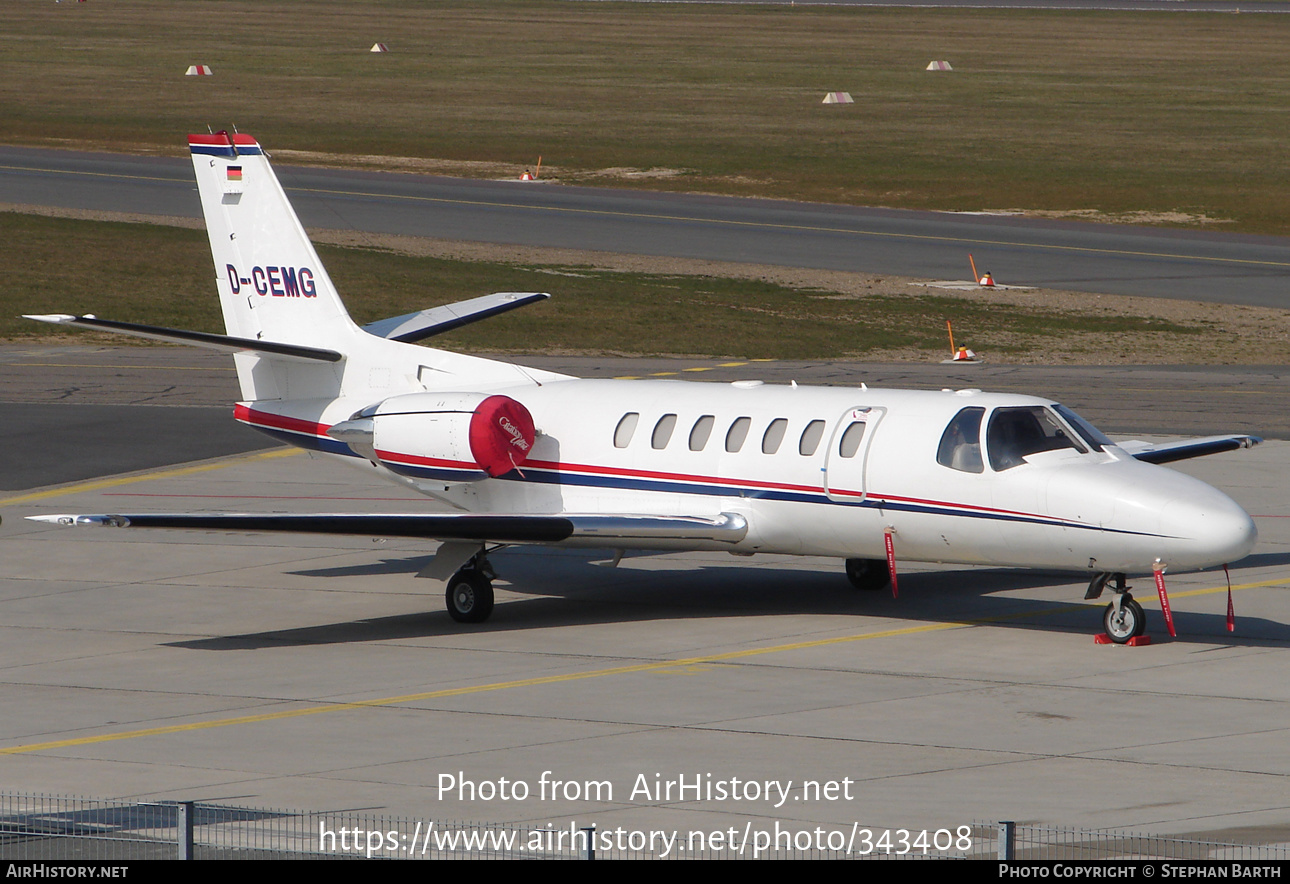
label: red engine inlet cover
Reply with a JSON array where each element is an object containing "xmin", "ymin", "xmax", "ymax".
[{"xmin": 468, "ymin": 395, "xmax": 536, "ymax": 477}]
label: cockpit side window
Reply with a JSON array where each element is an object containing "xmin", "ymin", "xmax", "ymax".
[
  {"xmin": 987, "ymin": 405, "xmax": 1087, "ymax": 471},
  {"xmin": 937, "ymin": 407, "xmax": 985, "ymax": 473}
]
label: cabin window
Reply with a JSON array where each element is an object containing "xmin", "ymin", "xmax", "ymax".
[
  {"xmin": 837, "ymin": 421, "xmax": 866, "ymax": 458},
  {"xmin": 689, "ymin": 415, "xmax": 715, "ymax": 451},
  {"xmin": 987, "ymin": 406, "xmax": 1087, "ymax": 471},
  {"xmin": 799, "ymin": 420, "xmax": 825, "ymax": 456},
  {"xmin": 652, "ymin": 414, "xmax": 678, "ymax": 449},
  {"xmin": 614, "ymin": 412, "xmax": 640, "ymax": 449},
  {"xmin": 726, "ymin": 416, "xmax": 752, "ymax": 453},
  {"xmin": 762, "ymin": 418, "xmax": 788, "ymax": 454},
  {"xmin": 937, "ymin": 407, "xmax": 985, "ymax": 473}
]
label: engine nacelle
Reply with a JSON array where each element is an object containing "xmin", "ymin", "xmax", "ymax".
[{"xmin": 331, "ymin": 391, "xmax": 536, "ymax": 482}]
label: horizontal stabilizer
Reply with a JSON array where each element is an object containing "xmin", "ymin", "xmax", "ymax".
[
  {"xmin": 27, "ymin": 511, "xmax": 748, "ymax": 545},
  {"xmin": 24, "ymin": 315, "xmax": 343, "ymax": 363},
  {"xmin": 361, "ymin": 292, "xmax": 550, "ymax": 343},
  {"xmin": 1119, "ymin": 434, "xmax": 1262, "ymax": 465}
]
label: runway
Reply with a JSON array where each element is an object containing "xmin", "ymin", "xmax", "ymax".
[{"xmin": 5, "ymin": 146, "xmax": 1290, "ymax": 308}]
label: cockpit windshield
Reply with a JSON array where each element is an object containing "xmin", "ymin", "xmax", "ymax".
[
  {"xmin": 986, "ymin": 405, "xmax": 1087, "ymax": 471},
  {"xmin": 1051, "ymin": 403, "xmax": 1114, "ymax": 452}
]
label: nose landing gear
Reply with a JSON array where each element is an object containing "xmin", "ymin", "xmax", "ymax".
[
  {"xmin": 1088, "ymin": 572, "xmax": 1147, "ymax": 644},
  {"xmin": 1103, "ymin": 594, "xmax": 1146, "ymax": 643}
]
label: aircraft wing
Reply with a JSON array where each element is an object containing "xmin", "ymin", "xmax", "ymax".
[
  {"xmin": 361, "ymin": 292, "xmax": 550, "ymax": 343},
  {"xmin": 26, "ymin": 511, "xmax": 749, "ymax": 544},
  {"xmin": 1117, "ymin": 434, "xmax": 1262, "ymax": 465}
]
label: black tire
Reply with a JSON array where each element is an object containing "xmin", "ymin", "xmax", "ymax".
[
  {"xmin": 1129, "ymin": 597, "xmax": 1147, "ymax": 637},
  {"xmin": 1103, "ymin": 596, "xmax": 1146, "ymax": 643},
  {"xmin": 845, "ymin": 558, "xmax": 891, "ymax": 592},
  {"xmin": 446, "ymin": 569, "xmax": 495, "ymax": 623}
]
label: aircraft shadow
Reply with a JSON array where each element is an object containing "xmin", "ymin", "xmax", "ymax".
[
  {"xmin": 292, "ymin": 555, "xmax": 437, "ymax": 578},
  {"xmin": 1227, "ymin": 550, "xmax": 1290, "ymax": 569},
  {"xmin": 166, "ymin": 553, "xmax": 1288, "ymax": 650}
]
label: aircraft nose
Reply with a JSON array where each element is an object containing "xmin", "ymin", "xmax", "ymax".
[{"xmin": 1159, "ymin": 487, "xmax": 1257, "ymax": 569}]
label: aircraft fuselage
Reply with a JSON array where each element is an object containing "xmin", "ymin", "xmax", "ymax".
[{"xmin": 239, "ymin": 379, "xmax": 1257, "ymax": 577}]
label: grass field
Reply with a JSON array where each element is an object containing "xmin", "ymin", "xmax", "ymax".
[
  {"xmin": 1, "ymin": 212, "xmax": 1226, "ymax": 361},
  {"xmin": 4, "ymin": 2, "xmax": 1290, "ymax": 232}
]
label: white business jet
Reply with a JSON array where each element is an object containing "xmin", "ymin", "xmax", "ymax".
[{"xmin": 26, "ymin": 132, "xmax": 1260, "ymax": 641}]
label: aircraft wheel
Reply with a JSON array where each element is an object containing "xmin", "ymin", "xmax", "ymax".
[
  {"xmin": 446, "ymin": 569, "xmax": 494, "ymax": 623},
  {"xmin": 1103, "ymin": 595, "xmax": 1146, "ymax": 643},
  {"xmin": 845, "ymin": 558, "xmax": 891, "ymax": 592}
]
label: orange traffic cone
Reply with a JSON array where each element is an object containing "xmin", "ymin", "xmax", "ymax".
[{"xmin": 978, "ymin": 272, "xmax": 994, "ymax": 288}]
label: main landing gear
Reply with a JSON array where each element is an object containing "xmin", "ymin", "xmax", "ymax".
[
  {"xmin": 1087, "ymin": 572, "xmax": 1146, "ymax": 644},
  {"xmin": 845, "ymin": 558, "xmax": 891, "ymax": 592},
  {"xmin": 446, "ymin": 556, "xmax": 496, "ymax": 623}
]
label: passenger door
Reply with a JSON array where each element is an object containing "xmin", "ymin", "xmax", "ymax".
[{"xmin": 823, "ymin": 406, "xmax": 885, "ymax": 502}]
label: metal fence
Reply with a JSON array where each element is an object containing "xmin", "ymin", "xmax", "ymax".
[
  {"xmin": 0, "ymin": 795, "xmax": 322, "ymax": 861},
  {"xmin": 997, "ymin": 820, "xmax": 1290, "ymax": 862},
  {"xmin": 2, "ymin": 794, "xmax": 1287, "ymax": 860}
]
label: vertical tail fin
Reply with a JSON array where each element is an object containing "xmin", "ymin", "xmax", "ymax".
[
  {"xmin": 189, "ymin": 132, "xmax": 357, "ymax": 346},
  {"xmin": 189, "ymin": 132, "xmax": 360, "ymax": 399},
  {"xmin": 188, "ymin": 132, "xmax": 567, "ymax": 404}
]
